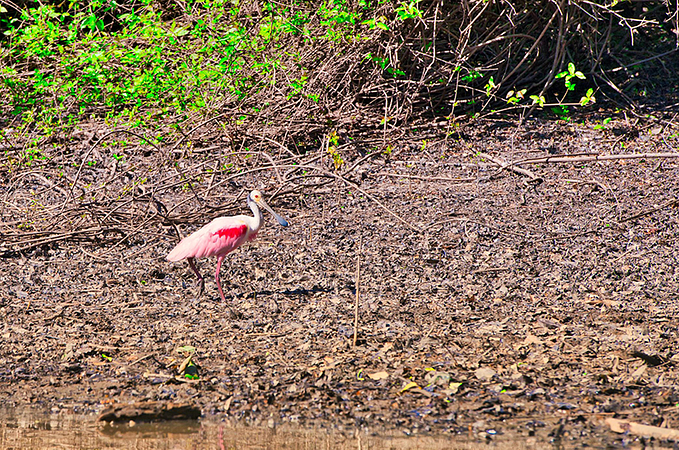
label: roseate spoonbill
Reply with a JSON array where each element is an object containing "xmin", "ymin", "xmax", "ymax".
[{"xmin": 167, "ymin": 190, "xmax": 288, "ymax": 305}]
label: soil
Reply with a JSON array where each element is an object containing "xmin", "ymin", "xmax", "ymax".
[{"xmin": 2, "ymin": 116, "xmax": 679, "ymax": 447}]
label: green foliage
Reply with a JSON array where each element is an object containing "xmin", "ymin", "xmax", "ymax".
[
  {"xmin": 556, "ymin": 62, "xmax": 586, "ymax": 91},
  {"xmin": 0, "ymin": 0, "xmax": 399, "ymax": 138},
  {"xmin": 593, "ymin": 117, "xmax": 612, "ymax": 130},
  {"xmin": 362, "ymin": 16, "xmax": 389, "ymax": 31},
  {"xmin": 327, "ymin": 130, "xmax": 343, "ymax": 169},
  {"xmin": 365, "ymin": 52, "xmax": 405, "ymax": 78},
  {"xmin": 505, "ymin": 89, "xmax": 526, "ymax": 104},
  {"xmin": 483, "ymin": 62, "xmax": 595, "ymax": 119},
  {"xmin": 580, "ymin": 88, "xmax": 596, "ymax": 106},
  {"xmin": 484, "ymin": 76, "xmax": 496, "ymax": 96},
  {"xmin": 395, "ymin": 1, "xmax": 422, "ymax": 20},
  {"xmin": 2, "ymin": 0, "xmax": 651, "ymax": 138},
  {"xmin": 550, "ymin": 105, "xmax": 571, "ymax": 121},
  {"xmin": 530, "ymin": 94, "xmax": 546, "ymax": 107},
  {"xmin": 462, "ymin": 70, "xmax": 483, "ymax": 83}
]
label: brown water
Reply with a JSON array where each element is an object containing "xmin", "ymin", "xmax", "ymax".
[{"xmin": 0, "ymin": 408, "xmax": 582, "ymax": 450}]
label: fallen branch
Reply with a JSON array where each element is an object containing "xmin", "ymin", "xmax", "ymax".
[
  {"xmin": 378, "ymin": 172, "xmax": 475, "ymax": 182},
  {"xmin": 515, "ymin": 152, "xmax": 679, "ymax": 165},
  {"xmin": 9, "ymin": 227, "xmax": 104, "ymax": 252},
  {"xmin": 606, "ymin": 417, "xmax": 679, "ymax": 440},
  {"xmin": 619, "ymin": 199, "xmax": 679, "ymax": 223},
  {"xmin": 475, "ymin": 151, "xmax": 542, "ymax": 181}
]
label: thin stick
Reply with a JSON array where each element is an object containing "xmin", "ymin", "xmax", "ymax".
[
  {"xmin": 352, "ymin": 234, "xmax": 362, "ymax": 348},
  {"xmin": 63, "ymin": 129, "xmax": 161, "ymax": 213},
  {"xmin": 378, "ymin": 172, "xmax": 475, "ymax": 182},
  {"xmin": 515, "ymin": 152, "xmax": 679, "ymax": 165},
  {"xmin": 606, "ymin": 417, "xmax": 679, "ymax": 440},
  {"xmin": 476, "ymin": 151, "xmax": 541, "ymax": 181},
  {"xmin": 619, "ymin": 198, "xmax": 679, "ymax": 223},
  {"xmin": 169, "ymin": 114, "xmax": 225, "ymax": 153}
]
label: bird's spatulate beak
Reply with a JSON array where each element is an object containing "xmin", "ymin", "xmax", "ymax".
[{"xmin": 257, "ymin": 198, "xmax": 289, "ymax": 227}]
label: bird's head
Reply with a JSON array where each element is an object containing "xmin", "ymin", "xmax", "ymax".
[
  {"xmin": 248, "ymin": 190, "xmax": 288, "ymax": 227},
  {"xmin": 248, "ymin": 190, "xmax": 263, "ymax": 204}
]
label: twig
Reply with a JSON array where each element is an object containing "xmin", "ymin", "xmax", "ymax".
[
  {"xmin": 472, "ymin": 267, "xmax": 509, "ymax": 274},
  {"xmin": 129, "ymin": 354, "xmax": 154, "ymax": 366},
  {"xmin": 353, "ymin": 234, "xmax": 362, "ymax": 348},
  {"xmin": 12, "ymin": 226, "xmax": 104, "ymax": 251},
  {"xmin": 563, "ymin": 177, "xmax": 621, "ymax": 220},
  {"xmin": 344, "ymin": 149, "xmax": 383, "ymax": 174},
  {"xmin": 532, "ymin": 229, "xmax": 598, "ymax": 243},
  {"xmin": 378, "ymin": 172, "xmax": 475, "ymax": 182},
  {"xmin": 247, "ymin": 133, "xmax": 302, "ymax": 162},
  {"xmin": 515, "ymin": 152, "xmax": 679, "ymax": 165},
  {"xmin": 619, "ymin": 199, "xmax": 679, "ymax": 223},
  {"xmin": 342, "ymin": 176, "xmax": 421, "ymax": 232},
  {"xmin": 276, "ymin": 162, "xmax": 422, "ymax": 233},
  {"xmin": 424, "ymin": 217, "xmax": 528, "ymax": 237},
  {"xmin": 606, "ymin": 418, "xmax": 679, "ymax": 440},
  {"xmin": 64, "ymin": 130, "xmax": 161, "ymax": 213},
  {"xmin": 169, "ymin": 114, "xmax": 225, "ymax": 154},
  {"xmin": 475, "ymin": 151, "xmax": 542, "ymax": 181}
]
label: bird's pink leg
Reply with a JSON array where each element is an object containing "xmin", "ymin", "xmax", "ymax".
[
  {"xmin": 214, "ymin": 255, "xmax": 227, "ymax": 303},
  {"xmin": 215, "ymin": 255, "xmax": 240, "ymax": 318},
  {"xmin": 187, "ymin": 257, "xmax": 205, "ymax": 297}
]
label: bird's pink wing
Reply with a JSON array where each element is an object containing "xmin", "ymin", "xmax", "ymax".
[{"xmin": 167, "ymin": 218, "xmax": 249, "ymax": 261}]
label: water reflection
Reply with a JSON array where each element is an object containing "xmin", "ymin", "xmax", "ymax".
[{"xmin": 1, "ymin": 408, "xmax": 561, "ymax": 450}]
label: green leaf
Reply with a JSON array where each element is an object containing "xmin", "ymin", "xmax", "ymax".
[
  {"xmin": 530, "ymin": 94, "xmax": 545, "ymax": 107},
  {"xmin": 177, "ymin": 345, "xmax": 196, "ymax": 355},
  {"xmin": 567, "ymin": 62, "xmax": 575, "ymax": 75},
  {"xmin": 484, "ymin": 76, "xmax": 495, "ymax": 96}
]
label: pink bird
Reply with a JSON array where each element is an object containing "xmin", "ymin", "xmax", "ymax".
[{"xmin": 167, "ymin": 190, "xmax": 288, "ymax": 306}]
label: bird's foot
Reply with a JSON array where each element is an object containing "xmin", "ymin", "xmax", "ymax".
[
  {"xmin": 225, "ymin": 304, "xmax": 243, "ymax": 320},
  {"xmin": 196, "ymin": 278, "xmax": 205, "ymax": 298}
]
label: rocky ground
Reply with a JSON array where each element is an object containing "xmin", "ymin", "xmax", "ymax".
[{"xmin": 2, "ymin": 116, "xmax": 679, "ymax": 447}]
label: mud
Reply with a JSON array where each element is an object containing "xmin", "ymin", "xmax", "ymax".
[{"xmin": 2, "ymin": 117, "xmax": 679, "ymax": 447}]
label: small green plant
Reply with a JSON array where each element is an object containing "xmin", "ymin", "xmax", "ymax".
[
  {"xmin": 580, "ymin": 88, "xmax": 596, "ymax": 106},
  {"xmin": 551, "ymin": 105, "xmax": 571, "ymax": 121},
  {"xmin": 362, "ymin": 16, "xmax": 389, "ymax": 30},
  {"xmin": 395, "ymin": 1, "xmax": 423, "ymax": 20},
  {"xmin": 484, "ymin": 77, "xmax": 496, "ymax": 96},
  {"xmin": 287, "ymin": 74, "xmax": 308, "ymax": 99},
  {"xmin": 327, "ymin": 130, "xmax": 344, "ymax": 169},
  {"xmin": 530, "ymin": 94, "xmax": 546, "ymax": 107},
  {"xmin": 594, "ymin": 117, "xmax": 612, "ymax": 130},
  {"xmin": 462, "ymin": 69, "xmax": 483, "ymax": 83},
  {"xmin": 318, "ymin": 0, "xmax": 362, "ymax": 41},
  {"xmin": 19, "ymin": 147, "xmax": 46, "ymax": 167},
  {"xmin": 506, "ymin": 89, "xmax": 526, "ymax": 104},
  {"xmin": 556, "ymin": 62, "xmax": 586, "ymax": 91}
]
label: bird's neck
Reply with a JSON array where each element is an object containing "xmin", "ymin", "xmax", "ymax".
[{"xmin": 248, "ymin": 201, "xmax": 263, "ymax": 232}]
